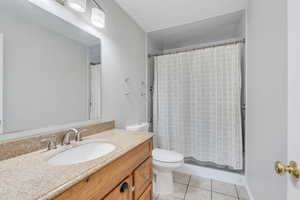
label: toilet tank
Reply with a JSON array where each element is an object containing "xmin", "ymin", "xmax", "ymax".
[{"xmin": 126, "ymin": 123, "xmax": 149, "ymax": 131}]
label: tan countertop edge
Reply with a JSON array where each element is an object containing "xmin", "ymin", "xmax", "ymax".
[{"xmin": 0, "ymin": 129, "xmax": 154, "ymax": 200}]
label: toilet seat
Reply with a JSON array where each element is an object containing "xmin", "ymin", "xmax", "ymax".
[
  {"xmin": 153, "ymin": 159, "xmax": 184, "ymax": 169},
  {"xmin": 152, "ymin": 148, "xmax": 184, "ymax": 163}
]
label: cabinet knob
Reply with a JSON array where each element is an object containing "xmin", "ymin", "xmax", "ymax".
[{"xmin": 120, "ymin": 182, "xmax": 129, "ymax": 193}]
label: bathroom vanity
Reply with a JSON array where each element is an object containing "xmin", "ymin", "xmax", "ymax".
[
  {"xmin": 0, "ymin": 129, "xmax": 153, "ymax": 200},
  {"xmin": 54, "ymin": 138, "xmax": 153, "ymax": 200}
]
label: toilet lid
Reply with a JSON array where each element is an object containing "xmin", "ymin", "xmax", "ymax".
[{"xmin": 152, "ymin": 148, "xmax": 184, "ymax": 163}]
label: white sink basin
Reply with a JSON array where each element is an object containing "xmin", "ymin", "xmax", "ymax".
[{"xmin": 48, "ymin": 142, "xmax": 116, "ymax": 166}]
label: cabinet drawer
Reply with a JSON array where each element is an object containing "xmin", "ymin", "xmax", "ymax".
[
  {"xmin": 138, "ymin": 184, "xmax": 152, "ymax": 200},
  {"xmin": 54, "ymin": 139, "xmax": 152, "ymax": 200},
  {"xmin": 134, "ymin": 157, "xmax": 153, "ymax": 200},
  {"xmin": 103, "ymin": 176, "xmax": 133, "ymax": 200}
]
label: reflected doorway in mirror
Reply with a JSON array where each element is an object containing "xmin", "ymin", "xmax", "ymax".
[{"xmin": 89, "ymin": 64, "xmax": 101, "ymax": 120}]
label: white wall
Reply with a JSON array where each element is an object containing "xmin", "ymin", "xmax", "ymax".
[
  {"xmin": 148, "ymin": 11, "xmax": 244, "ymax": 51},
  {"xmin": 0, "ymin": 10, "xmax": 89, "ymax": 133},
  {"xmin": 246, "ymin": 0, "xmax": 287, "ymax": 199},
  {"xmin": 98, "ymin": 0, "xmax": 147, "ymax": 128}
]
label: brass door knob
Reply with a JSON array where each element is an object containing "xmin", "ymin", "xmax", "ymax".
[{"xmin": 275, "ymin": 161, "xmax": 300, "ymax": 179}]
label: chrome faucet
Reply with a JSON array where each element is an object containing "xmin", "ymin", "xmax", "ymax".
[
  {"xmin": 74, "ymin": 128, "xmax": 83, "ymax": 142},
  {"xmin": 62, "ymin": 128, "xmax": 82, "ymax": 145}
]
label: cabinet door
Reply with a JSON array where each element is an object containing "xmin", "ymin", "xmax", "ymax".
[
  {"xmin": 134, "ymin": 157, "xmax": 153, "ymax": 200},
  {"xmin": 138, "ymin": 184, "xmax": 152, "ymax": 200},
  {"xmin": 103, "ymin": 176, "xmax": 133, "ymax": 200}
]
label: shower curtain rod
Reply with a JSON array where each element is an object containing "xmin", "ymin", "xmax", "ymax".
[{"xmin": 148, "ymin": 38, "xmax": 245, "ymax": 58}]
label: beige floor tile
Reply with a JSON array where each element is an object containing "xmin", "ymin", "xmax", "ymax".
[
  {"xmin": 212, "ymin": 192, "xmax": 237, "ymax": 200},
  {"xmin": 173, "ymin": 171, "xmax": 191, "ymax": 185},
  {"xmin": 185, "ymin": 186, "xmax": 211, "ymax": 200},
  {"xmin": 173, "ymin": 183, "xmax": 188, "ymax": 199},
  {"xmin": 158, "ymin": 183, "xmax": 187, "ymax": 200},
  {"xmin": 236, "ymin": 185, "xmax": 250, "ymax": 200},
  {"xmin": 212, "ymin": 180, "xmax": 237, "ymax": 197},
  {"xmin": 189, "ymin": 175, "xmax": 211, "ymax": 190},
  {"xmin": 153, "ymin": 194, "xmax": 160, "ymax": 200}
]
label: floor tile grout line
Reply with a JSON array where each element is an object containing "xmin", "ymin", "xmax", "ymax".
[
  {"xmin": 183, "ymin": 175, "xmax": 191, "ymax": 200},
  {"xmin": 235, "ymin": 184, "xmax": 240, "ymax": 199},
  {"xmin": 211, "ymin": 179, "xmax": 213, "ymax": 200},
  {"xmin": 213, "ymin": 191, "xmax": 239, "ymax": 198},
  {"xmin": 212, "ymin": 191, "xmax": 239, "ymax": 199}
]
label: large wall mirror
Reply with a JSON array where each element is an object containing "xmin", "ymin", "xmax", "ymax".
[{"xmin": 0, "ymin": 0, "xmax": 102, "ymax": 136}]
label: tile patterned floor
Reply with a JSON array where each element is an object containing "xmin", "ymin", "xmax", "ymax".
[{"xmin": 155, "ymin": 172, "xmax": 250, "ymax": 200}]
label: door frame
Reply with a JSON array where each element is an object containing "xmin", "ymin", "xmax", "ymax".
[
  {"xmin": 287, "ymin": 0, "xmax": 300, "ymax": 199},
  {"xmin": 0, "ymin": 34, "xmax": 3, "ymax": 134}
]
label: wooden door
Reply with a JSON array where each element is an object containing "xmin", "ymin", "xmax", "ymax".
[{"xmin": 286, "ymin": 0, "xmax": 300, "ymax": 199}]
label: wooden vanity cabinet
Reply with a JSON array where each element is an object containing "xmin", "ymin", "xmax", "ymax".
[
  {"xmin": 103, "ymin": 176, "xmax": 134, "ymax": 200},
  {"xmin": 54, "ymin": 139, "xmax": 153, "ymax": 200},
  {"xmin": 134, "ymin": 157, "xmax": 153, "ymax": 200},
  {"xmin": 138, "ymin": 185, "xmax": 152, "ymax": 200}
]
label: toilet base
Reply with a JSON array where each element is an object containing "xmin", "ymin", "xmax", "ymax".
[{"xmin": 153, "ymin": 169, "xmax": 174, "ymax": 196}]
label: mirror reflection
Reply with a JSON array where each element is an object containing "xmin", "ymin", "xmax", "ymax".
[{"xmin": 0, "ymin": 0, "xmax": 101, "ymax": 134}]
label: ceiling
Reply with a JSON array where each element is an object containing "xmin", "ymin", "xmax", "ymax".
[
  {"xmin": 114, "ymin": 0, "xmax": 247, "ymax": 32},
  {"xmin": 149, "ymin": 11, "xmax": 245, "ymax": 50}
]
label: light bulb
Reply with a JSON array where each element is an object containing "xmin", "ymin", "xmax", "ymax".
[
  {"xmin": 91, "ymin": 7, "xmax": 105, "ymax": 28},
  {"xmin": 68, "ymin": 0, "xmax": 87, "ymax": 12}
]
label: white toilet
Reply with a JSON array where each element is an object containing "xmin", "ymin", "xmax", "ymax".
[
  {"xmin": 152, "ymin": 148, "xmax": 184, "ymax": 195},
  {"xmin": 126, "ymin": 123, "xmax": 184, "ymax": 196}
]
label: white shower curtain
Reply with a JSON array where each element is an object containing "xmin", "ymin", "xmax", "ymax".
[
  {"xmin": 153, "ymin": 43, "xmax": 243, "ymax": 169},
  {"xmin": 89, "ymin": 64, "xmax": 101, "ymax": 120}
]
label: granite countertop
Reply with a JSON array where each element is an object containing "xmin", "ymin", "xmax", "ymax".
[{"xmin": 0, "ymin": 129, "xmax": 154, "ymax": 200}]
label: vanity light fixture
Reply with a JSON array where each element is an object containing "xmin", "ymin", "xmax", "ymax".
[
  {"xmin": 91, "ymin": 0, "xmax": 106, "ymax": 28},
  {"xmin": 67, "ymin": 0, "xmax": 87, "ymax": 12},
  {"xmin": 91, "ymin": 7, "xmax": 105, "ymax": 28},
  {"xmin": 59, "ymin": 0, "xmax": 105, "ymax": 28}
]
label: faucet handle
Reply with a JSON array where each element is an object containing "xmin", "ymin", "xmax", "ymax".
[
  {"xmin": 68, "ymin": 128, "xmax": 79, "ymax": 134},
  {"xmin": 41, "ymin": 136, "xmax": 57, "ymax": 151},
  {"xmin": 75, "ymin": 129, "xmax": 89, "ymax": 142}
]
